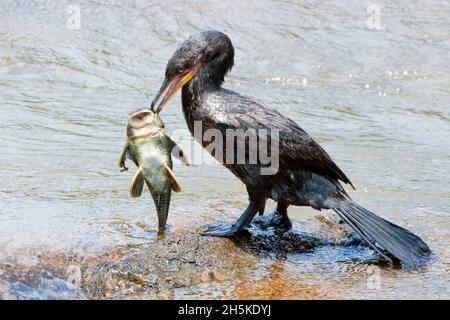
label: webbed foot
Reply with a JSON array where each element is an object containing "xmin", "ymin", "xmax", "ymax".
[
  {"xmin": 198, "ymin": 202, "xmax": 259, "ymax": 238},
  {"xmin": 198, "ymin": 222, "xmax": 246, "ymax": 237}
]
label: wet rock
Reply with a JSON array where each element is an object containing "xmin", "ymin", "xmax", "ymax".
[
  {"xmin": 233, "ymin": 227, "xmax": 321, "ymax": 259},
  {"xmin": 82, "ymin": 232, "xmax": 256, "ymax": 299},
  {"xmin": 0, "ymin": 214, "xmax": 377, "ymax": 299},
  {"xmin": 223, "ymin": 212, "xmax": 363, "ymax": 258},
  {"xmin": 82, "ymin": 214, "xmax": 369, "ymax": 299},
  {"xmin": 0, "ymin": 250, "xmax": 88, "ymax": 300}
]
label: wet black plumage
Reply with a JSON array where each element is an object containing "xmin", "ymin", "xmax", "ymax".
[{"xmin": 152, "ymin": 31, "xmax": 431, "ymax": 267}]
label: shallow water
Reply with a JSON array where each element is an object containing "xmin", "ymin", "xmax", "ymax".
[{"xmin": 0, "ymin": 0, "xmax": 449, "ymax": 299}]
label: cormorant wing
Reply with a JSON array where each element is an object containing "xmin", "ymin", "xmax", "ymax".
[{"xmin": 207, "ymin": 90, "xmax": 354, "ymax": 188}]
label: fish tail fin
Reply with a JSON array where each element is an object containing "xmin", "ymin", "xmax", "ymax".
[{"xmin": 151, "ymin": 191, "xmax": 171, "ymax": 234}]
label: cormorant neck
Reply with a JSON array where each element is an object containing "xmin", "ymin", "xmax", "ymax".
[
  {"xmin": 182, "ymin": 67, "xmax": 222, "ymax": 101},
  {"xmin": 181, "ymin": 54, "xmax": 233, "ymax": 116},
  {"xmin": 192, "ymin": 65, "xmax": 225, "ymax": 90},
  {"xmin": 181, "ymin": 69, "xmax": 219, "ymax": 124}
]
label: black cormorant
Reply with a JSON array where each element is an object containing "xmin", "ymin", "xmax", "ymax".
[{"xmin": 151, "ymin": 31, "xmax": 430, "ymax": 267}]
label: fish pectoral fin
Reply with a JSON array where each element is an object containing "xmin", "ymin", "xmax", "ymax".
[
  {"xmin": 164, "ymin": 164, "xmax": 182, "ymax": 192},
  {"xmin": 169, "ymin": 137, "xmax": 190, "ymax": 166},
  {"xmin": 118, "ymin": 143, "xmax": 130, "ymax": 172},
  {"xmin": 129, "ymin": 167, "xmax": 145, "ymax": 198}
]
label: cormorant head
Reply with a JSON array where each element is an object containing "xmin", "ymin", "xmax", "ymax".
[{"xmin": 151, "ymin": 31, "xmax": 234, "ymax": 113}]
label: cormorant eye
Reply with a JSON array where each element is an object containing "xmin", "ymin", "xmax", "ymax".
[
  {"xmin": 211, "ymin": 52, "xmax": 220, "ymax": 60},
  {"xmin": 177, "ymin": 65, "xmax": 185, "ymax": 74}
]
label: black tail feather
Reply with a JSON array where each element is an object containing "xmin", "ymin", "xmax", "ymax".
[{"xmin": 334, "ymin": 201, "xmax": 431, "ymax": 267}]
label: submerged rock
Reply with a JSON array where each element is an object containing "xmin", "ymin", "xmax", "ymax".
[{"xmin": 0, "ymin": 253, "xmax": 88, "ymax": 300}]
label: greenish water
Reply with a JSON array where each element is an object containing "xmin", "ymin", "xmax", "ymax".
[{"xmin": 0, "ymin": 0, "xmax": 449, "ymax": 299}]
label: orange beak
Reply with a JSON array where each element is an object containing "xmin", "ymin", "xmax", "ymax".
[{"xmin": 151, "ymin": 68, "xmax": 196, "ymax": 114}]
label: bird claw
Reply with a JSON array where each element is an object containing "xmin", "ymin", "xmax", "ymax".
[
  {"xmin": 267, "ymin": 211, "xmax": 292, "ymax": 231},
  {"xmin": 198, "ymin": 222, "xmax": 243, "ymax": 238}
]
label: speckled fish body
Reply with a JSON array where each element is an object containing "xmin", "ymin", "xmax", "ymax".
[{"xmin": 118, "ymin": 109, "xmax": 186, "ymax": 234}]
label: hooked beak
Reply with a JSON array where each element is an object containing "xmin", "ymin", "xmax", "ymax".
[{"xmin": 151, "ymin": 68, "xmax": 196, "ymax": 114}]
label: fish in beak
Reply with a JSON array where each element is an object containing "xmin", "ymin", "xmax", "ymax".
[{"xmin": 151, "ymin": 68, "xmax": 196, "ymax": 114}]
